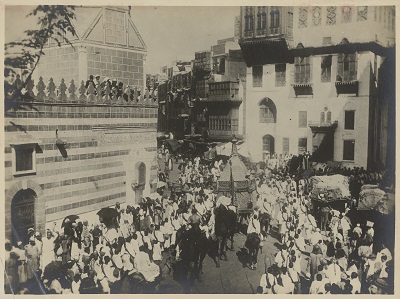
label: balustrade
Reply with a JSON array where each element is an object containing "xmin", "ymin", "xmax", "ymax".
[{"xmin": 11, "ymin": 76, "xmax": 158, "ymax": 106}]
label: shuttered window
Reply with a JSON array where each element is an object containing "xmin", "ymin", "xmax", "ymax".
[
  {"xmin": 299, "ymin": 111, "xmax": 307, "ymax": 128},
  {"xmin": 282, "ymin": 138, "xmax": 289, "ymax": 155},
  {"xmin": 253, "ymin": 65, "xmax": 263, "ymax": 87},
  {"xmin": 337, "ymin": 53, "xmax": 357, "ymax": 82},
  {"xmin": 275, "ymin": 64, "xmax": 286, "ymax": 86},
  {"xmin": 294, "ymin": 56, "xmax": 311, "ymax": 84}
]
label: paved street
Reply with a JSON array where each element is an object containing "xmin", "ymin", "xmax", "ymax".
[{"xmin": 157, "ymin": 233, "xmax": 280, "ymax": 294}]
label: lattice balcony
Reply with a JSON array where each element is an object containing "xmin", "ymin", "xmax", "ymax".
[
  {"xmin": 335, "ymin": 80, "xmax": 359, "ymax": 96},
  {"xmin": 292, "ymin": 83, "xmax": 313, "ymax": 97}
]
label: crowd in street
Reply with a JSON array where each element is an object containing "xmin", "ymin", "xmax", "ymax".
[
  {"xmin": 4, "ymin": 144, "xmax": 394, "ymax": 294},
  {"xmin": 4, "ymin": 146, "xmax": 226, "ymax": 295},
  {"xmin": 254, "ymin": 156, "xmax": 394, "ymax": 294}
]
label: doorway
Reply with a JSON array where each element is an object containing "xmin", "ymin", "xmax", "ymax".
[{"xmin": 11, "ymin": 189, "xmax": 36, "ymax": 245}]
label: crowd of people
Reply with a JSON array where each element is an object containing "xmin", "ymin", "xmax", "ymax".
[
  {"xmin": 84, "ymin": 74, "xmax": 156, "ymax": 102},
  {"xmin": 250, "ymin": 152, "xmax": 394, "ymax": 294},
  {"xmin": 4, "ymin": 144, "xmax": 394, "ymax": 294},
  {"xmin": 252, "ymin": 166, "xmax": 394, "ymax": 294}
]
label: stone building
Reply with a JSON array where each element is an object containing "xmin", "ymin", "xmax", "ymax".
[
  {"xmin": 4, "ymin": 6, "xmax": 158, "ymax": 245},
  {"xmin": 35, "ymin": 6, "xmax": 146, "ymax": 89},
  {"xmin": 239, "ymin": 6, "xmax": 395, "ymax": 167}
]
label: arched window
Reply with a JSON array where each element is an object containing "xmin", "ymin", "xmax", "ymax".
[
  {"xmin": 259, "ymin": 98, "xmax": 277, "ymax": 123},
  {"xmin": 326, "ymin": 111, "xmax": 332, "ymax": 123}
]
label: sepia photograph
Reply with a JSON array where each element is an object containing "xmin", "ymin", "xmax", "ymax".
[{"xmin": 2, "ymin": 3, "xmax": 396, "ymax": 295}]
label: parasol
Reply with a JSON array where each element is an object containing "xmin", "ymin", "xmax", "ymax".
[
  {"xmin": 43, "ymin": 261, "xmax": 64, "ymax": 280},
  {"xmin": 61, "ymin": 215, "xmax": 79, "ymax": 228},
  {"xmin": 97, "ymin": 207, "xmax": 119, "ymax": 219}
]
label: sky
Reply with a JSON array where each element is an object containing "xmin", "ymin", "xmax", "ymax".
[{"xmin": 5, "ymin": 6, "xmax": 240, "ymax": 74}]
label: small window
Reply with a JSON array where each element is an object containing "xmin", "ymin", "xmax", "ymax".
[
  {"xmin": 299, "ymin": 111, "xmax": 307, "ymax": 128},
  {"xmin": 298, "ymin": 138, "xmax": 307, "ymax": 154},
  {"xmin": 345, "ymin": 110, "xmax": 355, "ymax": 130},
  {"xmin": 321, "ymin": 55, "xmax": 332, "ymax": 82},
  {"xmin": 343, "ymin": 140, "xmax": 355, "ymax": 160},
  {"xmin": 12, "ymin": 144, "xmax": 36, "ymax": 176},
  {"xmin": 253, "ymin": 65, "xmax": 263, "ymax": 87},
  {"xmin": 275, "ymin": 64, "xmax": 286, "ymax": 86},
  {"xmin": 322, "ymin": 37, "xmax": 332, "ymax": 46}
]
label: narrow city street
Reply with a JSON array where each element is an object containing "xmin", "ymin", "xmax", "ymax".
[
  {"xmin": 156, "ymin": 156, "xmax": 281, "ymax": 293},
  {"xmin": 3, "ymin": 5, "xmax": 395, "ymax": 296},
  {"xmin": 158, "ymin": 233, "xmax": 280, "ymax": 294}
]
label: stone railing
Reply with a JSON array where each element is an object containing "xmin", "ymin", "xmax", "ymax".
[{"xmin": 10, "ymin": 75, "xmax": 158, "ymax": 106}]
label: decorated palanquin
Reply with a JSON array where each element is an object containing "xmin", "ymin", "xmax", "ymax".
[{"xmin": 217, "ymin": 151, "xmax": 256, "ymax": 213}]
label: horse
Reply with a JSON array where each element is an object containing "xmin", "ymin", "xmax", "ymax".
[
  {"xmin": 225, "ymin": 207, "xmax": 237, "ymax": 251},
  {"xmin": 245, "ymin": 232, "xmax": 261, "ymax": 270},
  {"xmin": 214, "ymin": 204, "xmax": 236, "ymax": 267},
  {"xmin": 173, "ymin": 225, "xmax": 213, "ymax": 292},
  {"xmin": 259, "ymin": 212, "xmax": 271, "ymax": 238}
]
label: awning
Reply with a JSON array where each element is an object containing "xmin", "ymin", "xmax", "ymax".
[
  {"xmin": 9, "ymin": 134, "xmax": 40, "ymax": 146},
  {"xmin": 290, "ymin": 41, "xmax": 393, "ymax": 57},
  {"xmin": 164, "ymin": 139, "xmax": 183, "ymax": 152}
]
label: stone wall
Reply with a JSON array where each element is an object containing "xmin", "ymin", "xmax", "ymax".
[
  {"xmin": 37, "ymin": 46, "xmax": 79, "ymax": 85},
  {"xmin": 4, "ymin": 83, "xmax": 158, "ymax": 241},
  {"xmin": 86, "ymin": 45, "xmax": 145, "ymax": 88}
]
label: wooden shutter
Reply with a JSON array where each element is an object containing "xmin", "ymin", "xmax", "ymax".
[{"xmin": 283, "ymin": 138, "xmax": 289, "ymax": 155}]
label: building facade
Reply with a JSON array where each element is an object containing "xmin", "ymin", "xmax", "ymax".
[
  {"xmin": 4, "ymin": 6, "xmax": 158, "ymax": 245},
  {"xmin": 192, "ymin": 38, "xmax": 247, "ymax": 141},
  {"xmin": 239, "ymin": 6, "xmax": 395, "ymax": 168},
  {"xmin": 157, "ymin": 63, "xmax": 192, "ymax": 138}
]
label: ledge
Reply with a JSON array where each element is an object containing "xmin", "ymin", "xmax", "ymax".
[{"xmin": 309, "ymin": 121, "xmax": 338, "ymax": 133}]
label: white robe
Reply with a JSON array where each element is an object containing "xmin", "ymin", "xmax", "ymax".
[{"xmin": 134, "ymin": 251, "xmax": 160, "ymax": 282}]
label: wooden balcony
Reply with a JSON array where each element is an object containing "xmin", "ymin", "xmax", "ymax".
[
  {"xmin": 335, "ymin": 80, "xmax": 359, "ymax": 96},
  {"xmin": 292, "ymin": 83, "xmax": 313, "ymax": 97}
]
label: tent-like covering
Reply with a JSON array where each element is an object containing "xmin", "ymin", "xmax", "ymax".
[
  {"xmin": 358, "ymin": 185, "xmax": 393, "ymax": 215},
  {"xmin": 310, "ymin": 174, "xmax": 351, "ymax": 202},
  {"xmin": 216, "ymin": 143, "xmax": 255, "ymax": 211},
  {"xmin": 164, "ymin": 139, "xmax": 183, "ymax": 152}
]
